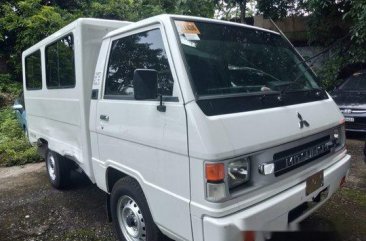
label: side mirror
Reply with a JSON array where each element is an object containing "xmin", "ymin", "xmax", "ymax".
[
  {"xmin": 133, "ymin": 69, "xmax": 158, "ymax": 100},
  {"xmin": 12, "ymin": 104, "xmax": 23, "ymax": 111}
]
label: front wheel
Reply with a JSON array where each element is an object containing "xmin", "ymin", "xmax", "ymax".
[
  {"xmin": 111, "ymin": 177, "xmax": 167, "ymax": 241},
  {"xmin": 46, "ymin": 150, "xmax": 70, "ymax": 189}
]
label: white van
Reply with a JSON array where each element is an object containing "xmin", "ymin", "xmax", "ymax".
[{"xmin": 22, "ymin": 15, "xmax": 350, "ymax": 241}]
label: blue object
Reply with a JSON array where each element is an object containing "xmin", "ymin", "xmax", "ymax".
[{"xmin": 12, "ymin": 91, "xmax": 28, "ymax": 136}]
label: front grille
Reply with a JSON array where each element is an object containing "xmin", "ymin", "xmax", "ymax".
[
  {"xmin": 346, "ymin": 122, "xmax": 366, "ymax": 131},
  {"xmin": 273, "ymin": 136, "xmax": 332, "ymax": 177},
  {"xmin": 353, "ymin": 117, "xmax": 366, "ymax": 124},
  {"xmin": 341, "ymin": 108, "xmax": 366, "ymax": 114},
  {"xmin": 345, "ymin": 116, "xmax": 366, "ymax": 131}
]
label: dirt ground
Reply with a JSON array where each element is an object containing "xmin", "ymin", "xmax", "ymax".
[{"xmin": 0, "ymin": 136, "xmax": 365, "ymax": 241}]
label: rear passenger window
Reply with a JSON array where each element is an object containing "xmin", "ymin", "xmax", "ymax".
[
  {"xmin": 46, "ymin": 34, "xmax": 75, "ymax": 88},
  {"xmin": 25, "ymin": 50, "xmax": 42, "ymax": 90},
  {"xmin": 105, "ymin": 28, "xmax": 174, "ymax": 98}
]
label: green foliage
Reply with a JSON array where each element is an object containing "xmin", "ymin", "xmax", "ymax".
[
  {"xmin": 0, "ymin": 74, "xmax": 22, "ymax": 108},
  {"xmin": 84, "ymin": 0, "xmax": 135, "ymax": 20},
  {"xmin": 214, "ymin": 0, "xmax": 254, "ymax": 22},
  {"xmin": 257, "ymin": 0, "xmax": 308, "ymax": 20},
  {"xmin": 306, "ymin": 0, "xmax": 351, "ymax": 45},
  {"xmin": 0, "ymin": 0, "xmax": 76, "ymax": 78},
  {"xmin": 0, "ymin": 74, "xmax": 22, "ymax": 97},
  {"xmin": 316, "ymin": 56, "xmax": 344, "ymax": 90},
  {"xmin": 258, "ymin": 0, "xmax": 366, "ymax": 89},
  {"xmin": 306, "ymin": 0, "xmax": 366, "ymax": 89},
  {"xmin": 346, "ymin": 0, "xmax": 366, "ymax": 47},
  {"xmin": 0, "ymin": 107, "xmax": 40, "ymax": 167}
]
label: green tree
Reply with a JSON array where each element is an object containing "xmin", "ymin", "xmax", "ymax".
[
  {"xmin": 306, "ymin": 0, "xmax": 365, "ymax": 89},
  {"xmin": 257, "ymin": 0, "xmax": 308, "ymax": 20},
  {"xmin": 345, "ymin": 0, "xmax": 366, "ymax": 47},
  {"xmin": 257, "ymin": 0, "xmax": 366, "ymax": 89},
  {"xmin": 214, "ymin": 0, "xmax": 252, "ymax": 23},
  {"xmin": 176, "ymin": 0, "xmax": 215, "ymax": 17},
  {"xmin": 306, "ymin": 0, "xmax": 351, "ymax": 45},
  {"xmin": 0, "ymin": 0, "xmax": 75, "ymax": 79}
]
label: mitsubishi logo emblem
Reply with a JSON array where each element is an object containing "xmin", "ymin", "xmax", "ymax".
[{"xmin": 297, "ymin": 112, "xmax": 310, "ymax": 129}]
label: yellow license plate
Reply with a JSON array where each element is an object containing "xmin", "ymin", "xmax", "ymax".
[{"xmin": 306, "ymin": 171, "xmax": 324, "ymax": 195}]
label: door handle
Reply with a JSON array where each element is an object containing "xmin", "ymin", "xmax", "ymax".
[{"xmin": 100, "ymin": 114, "xmax": 109, "ymax": 121}]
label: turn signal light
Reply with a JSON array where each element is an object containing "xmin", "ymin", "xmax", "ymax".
[
  {"xmin": 205, "ymin": 163, "xmax": 225, "ymax": 182},
  {"xmin": 243, "ymin": 231, "xmax": 255, "ymax": 241}
]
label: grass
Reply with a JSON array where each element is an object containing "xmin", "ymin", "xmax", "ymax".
[
  {"xmin": 0, "ymin": 107, "xmax": 40, "ymax": 166},
  {"xmin": 0, "ymin": 74, "xmax": 40, "ymax": 167},
  {"xmin": 340, "ymin": 188, "xmax": 366, "ymax": 206},
  {"xmin": 310, "ymin": 187, "xmax": 366, "ymax": 240}
]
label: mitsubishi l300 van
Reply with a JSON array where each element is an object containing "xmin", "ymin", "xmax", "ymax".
[{"xmin": 22, "ymin": 15, "xmax": 350, "ymax": 241}]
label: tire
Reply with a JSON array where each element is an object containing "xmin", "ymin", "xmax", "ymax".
[
  {"xmin": 111, "ymin": 177, "xmax": 167, "ymax": 241},
  {"xmin": 46, "ymin": 150, "xmax": 71, "ymax": 189}
]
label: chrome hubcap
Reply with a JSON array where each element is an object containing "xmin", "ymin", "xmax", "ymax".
[
  {"xmin": 117, "ymin": 196, "xmax": 146, "ymax": 241},
  {"xmin": 47, "ymin": 154, "xmax": 56, "ymax": 181}
]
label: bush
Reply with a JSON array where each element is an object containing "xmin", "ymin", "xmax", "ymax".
[
  {"xmin": 0, "ymin": 74, "xmax": 22, "ymax": 97},
  {"xmin": 0, "ymin": 74, "xmax": 22, "ymax": 108},
  {"xmin": 0, "ymin": 107, "xmax": 40, "ymax": 167},
  {"xmin": 317, "ymin": 55, "xmax": 345, "ymax": 90}
]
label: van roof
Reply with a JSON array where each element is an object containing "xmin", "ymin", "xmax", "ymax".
[
  {"xmin": 22, "ymin": 18, "xmax": 131, "ymax": 57},
  {"xmin": 104, "ymin": 14, "xmax": 280, "ymax": 39}
]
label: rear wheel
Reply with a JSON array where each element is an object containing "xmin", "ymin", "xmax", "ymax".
[
  {"xmin": 111, "ymin": 177, "xmax": 167, "ymax": 241},
  {"xmin": 46, "ymin": 150, "xmax": 70, "ymax": 189}
]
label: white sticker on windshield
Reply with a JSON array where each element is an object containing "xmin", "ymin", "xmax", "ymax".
[
  {"xmin": 184, "ymin": 33, "xmax": 200, "ymax": 41},
  {"xmin": 180, "ymin": 36, "xmax": 197, "ymax": 47}
]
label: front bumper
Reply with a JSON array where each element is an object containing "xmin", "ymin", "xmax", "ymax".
[{"xmin": 202, "ymin": 154, "xmax": 351, "ymax": 241}]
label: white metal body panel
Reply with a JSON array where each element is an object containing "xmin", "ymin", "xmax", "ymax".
[
  {"xmin": 202, "ymin": 153, "xmax": 350, "ymax": 241},
  {"xmin": 90, "ymin": 22, "xmax": 192, "ymax": 241},
  {"xmin": 23, "ymin": 18, "xmax": 130, "ymax": 181},
  {"xmin": 186, "ymin": 98, "xmax": 343, "ymax": 161}
]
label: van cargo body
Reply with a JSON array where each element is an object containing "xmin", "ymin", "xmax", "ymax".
[
  {"xmin": 22, "ymin": 15, "xmax": 351, "ymax": 241},
  {"xmin": 23, "ymin": 18, "xmax": 130, "ymax": 181}
]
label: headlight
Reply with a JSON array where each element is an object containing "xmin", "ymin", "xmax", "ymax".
[
  {"xmin": 333, "ymin": 124, "xmax": 345, "ymax": 149},
  {"xmin": 228, "ymin": 158, "xmax": 250, "ymax": 190},
  {"xmin": 205, "ymin": 158, "xmax": 251, "ymax": 202}
]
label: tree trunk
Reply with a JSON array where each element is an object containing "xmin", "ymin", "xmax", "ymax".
[{"xmin": 240, "ymin": 0, "xmax": 247, "ymax": 23}]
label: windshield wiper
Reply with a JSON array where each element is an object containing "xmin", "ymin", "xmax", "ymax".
[{"xmin": 277, "ymin": 72, "xmax": 323, "ymax": 103}]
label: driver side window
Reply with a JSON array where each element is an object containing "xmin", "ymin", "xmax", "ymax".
[{"xmin": 105, "ymin": 28, "xmax": 174, "ymax": 98}]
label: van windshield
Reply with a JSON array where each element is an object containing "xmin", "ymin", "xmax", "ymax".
[
  {"xmin": 339, "ymin": 71, "xmax": 366, "ymax": 91},
  {"xmin": 174, "ymin": 20, "xmax": 320, "ymax": 98}
]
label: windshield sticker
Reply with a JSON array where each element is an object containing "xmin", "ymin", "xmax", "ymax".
[
  {"xmin": 184, "ymin": 33, "xmax": 200, "ymax": 41},
  {"xmin": 176, "ymin": 21, "xmax": 201, "ymax": 34},
  {"xmin": 180, "ymin": 36, "xmax": 197, "ymax": 47}
]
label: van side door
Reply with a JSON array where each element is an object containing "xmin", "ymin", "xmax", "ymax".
[{"xmin": 95, "ymin": 25, "xmax": 192, "ymax": 240}]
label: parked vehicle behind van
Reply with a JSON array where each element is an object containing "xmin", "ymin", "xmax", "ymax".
[
  {"xmin": 12, "ymin": 91, "xmax": 28, "ymax": 137},
  {"xmin": 22, "ymin": 15, "xmax": 351, "ymax": 241},
  {"xmin": 331, "ymin": 70, "xmax": 366, "ymax": 132}
]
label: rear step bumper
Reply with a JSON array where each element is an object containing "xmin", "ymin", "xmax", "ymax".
[{"xmin": 202, "ymin": 154, "xmax": 351, "ymax": 241}]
